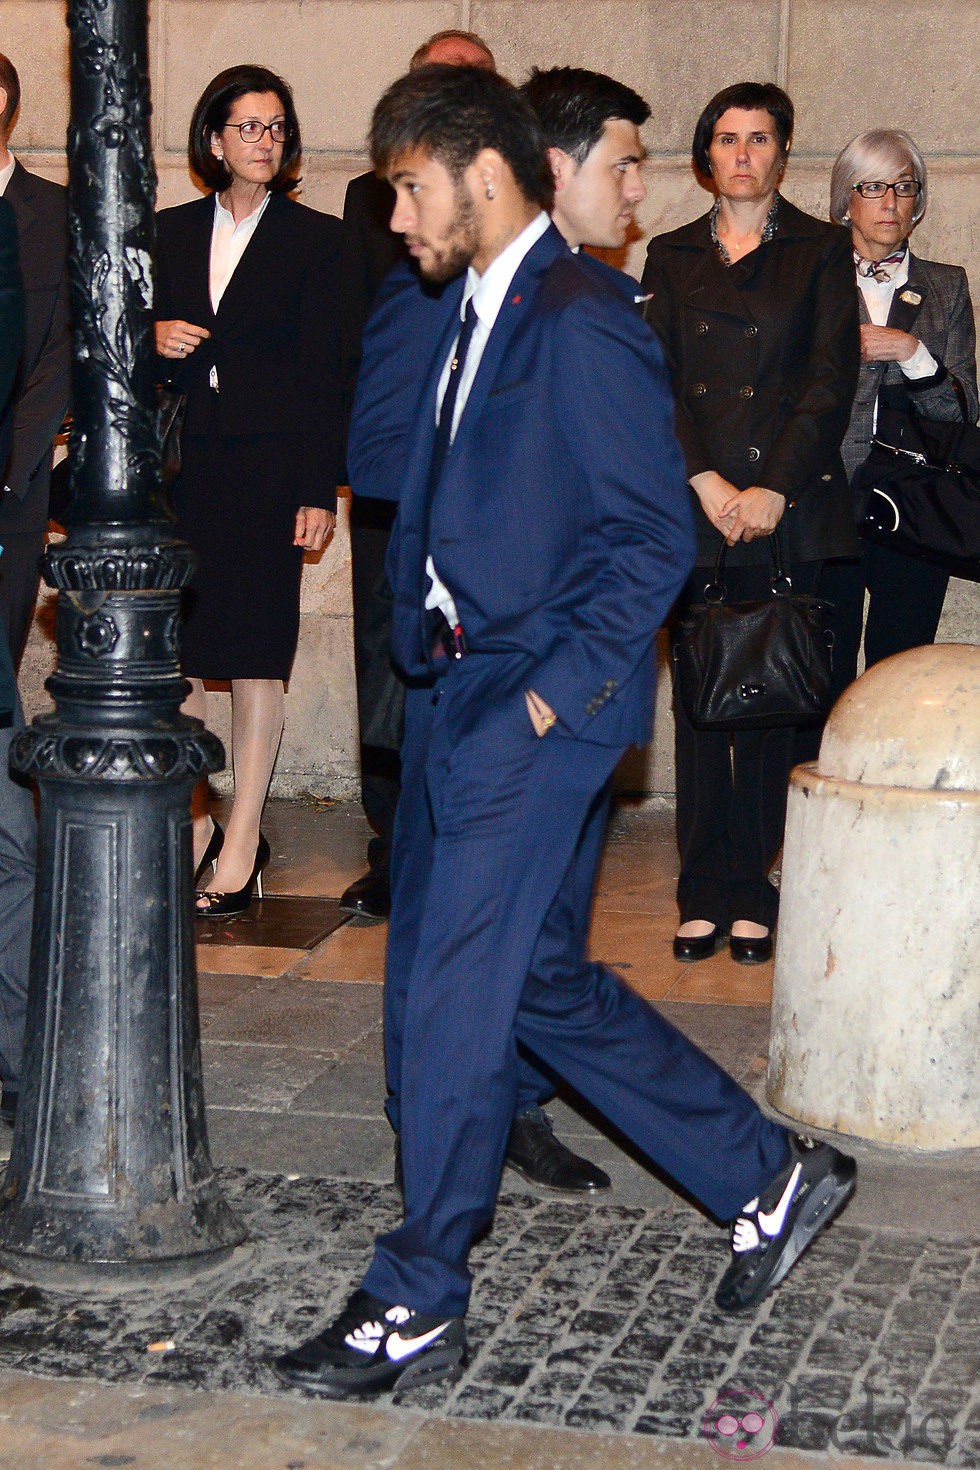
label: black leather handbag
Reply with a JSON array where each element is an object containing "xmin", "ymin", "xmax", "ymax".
[
  {"xmin": 673, "ymin": 535, "xmax": 834, "ymax": 731},
  {"xmin": 155, "ymin": 384, "xmax": 187, "ymax": 486},
  {"xmin": 853, "ymin": 402, "xmax": 980, "ymax": 581}
]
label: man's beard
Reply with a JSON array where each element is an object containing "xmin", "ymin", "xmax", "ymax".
[{"xmin": 418, "ymin": 183, "xmax": 479, "ymax": 283}]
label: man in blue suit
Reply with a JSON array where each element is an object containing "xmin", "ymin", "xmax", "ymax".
[{"xmin": 277, "ymin": 66, "xmax": 855, "ymax": 1399}]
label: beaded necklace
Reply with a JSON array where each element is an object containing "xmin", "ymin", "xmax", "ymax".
[{"xmin": 710, "ymin": 192, "xmax": 781, "ymax": 266}]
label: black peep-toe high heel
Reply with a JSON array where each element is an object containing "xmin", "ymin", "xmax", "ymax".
[{"xmin": 195, "ymin": 833, "xmax": 270, "ymax": 920}]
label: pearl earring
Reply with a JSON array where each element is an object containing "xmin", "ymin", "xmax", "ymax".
[{"xmin": 486, "ymin": 184, "xmax": 494, "ymax": 200}]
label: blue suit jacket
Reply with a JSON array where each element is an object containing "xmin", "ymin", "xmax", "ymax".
[{"xmin": 349, "ymin": 223, "xmax": 695, "ymax": 748}]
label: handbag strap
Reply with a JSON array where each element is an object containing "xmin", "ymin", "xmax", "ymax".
[{"xmin": 705, "ymin": 526, "xmax": 793, "ymax": 602}]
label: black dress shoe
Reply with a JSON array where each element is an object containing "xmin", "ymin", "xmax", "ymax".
[
  {"xmin": 0, "ymin": 1088, "xmax": 17, "ymax": 1128},
  {"xmin": 274, "ymin": 1288, "xmax": 466, "ymax": 1399},
  {"xmin": 340, "ymin": 866, "xmax": 391, "ymax": 921},
  {"xmin": 505, "ymin": 1107, "xmax": 610, "ymax": 1193},
  {"xmin": 729, "ymin": 930, "xmax": 773, "ymax": 965},
  {"xmin": 673, "ymin": 925, "xmax": 724, "ymax": 963}
]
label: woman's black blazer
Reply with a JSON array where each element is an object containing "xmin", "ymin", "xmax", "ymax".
[
  {"xmin": 642, "ymin": 198, "xmax": 860, "ymax": 566},
  {"xmin": 155, "ymin": 190, "xmax": 344, "ymax": 510}
]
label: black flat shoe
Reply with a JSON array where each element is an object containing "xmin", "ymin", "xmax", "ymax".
[
  {"xmin": 673, "ymin": 925, "xmax": 724, "ymax": 963},
  {"xmin": 193, "ymin": 820, "xmax": 225, "ymax": 886},
  {"xmin": 196, "ymin": 834, "xmax": 270, "ymax": 920},
  {"xmin": 729, "ymin": 930, "xmax": 773, "ymax": 965}
]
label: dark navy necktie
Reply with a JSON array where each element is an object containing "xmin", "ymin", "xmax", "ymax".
[{"xmin": 428, "ymin": 298, "xmax": 479, "ymax": 492}]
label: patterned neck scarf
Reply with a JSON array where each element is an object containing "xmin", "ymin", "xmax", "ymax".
[
  {"xmin": 710, "ymin": 193, "xmax": 780, "ymax": 267},
  {"xmin": 853, "ymin": 245, "xmax": 908, "ymax": 283}
]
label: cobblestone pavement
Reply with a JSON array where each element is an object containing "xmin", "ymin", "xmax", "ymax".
[{"xmin": 0, "ymin": 1172, "xmax": 975, "ymax": 1466}]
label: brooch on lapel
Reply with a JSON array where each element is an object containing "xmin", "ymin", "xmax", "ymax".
[{"xmin": 899, "ymin": 289, "xmax": 922, "ymax": 306}]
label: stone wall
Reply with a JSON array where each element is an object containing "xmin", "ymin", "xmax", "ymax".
[{"xmin": 7, "ymin": 0, "xmax": 979, "ymax": 795}]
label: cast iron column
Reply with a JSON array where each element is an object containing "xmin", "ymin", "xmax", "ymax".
[{"xmin": 0, "ymin": 0, "xmax": 246, "ymax": 1278}]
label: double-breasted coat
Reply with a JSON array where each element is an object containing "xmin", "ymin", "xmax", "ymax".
[{"xmin": 641, "ymin": 198, "xmax": 860, "ymax": 568}]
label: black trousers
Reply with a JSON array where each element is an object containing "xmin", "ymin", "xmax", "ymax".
[
  {"xmin": 820, "ymin": 544, "xmax": 949, "ymax": 708},
  {"xmin": 349, "ymin": 496, "xmax": 403, "ymax": 867},
  {"xmin": 671, "ymin": 560, "xmax": 821, "ymax": 931},
  {"xmin": 0, "ymin": 530, "xmax": 44, "ymax": 672}
]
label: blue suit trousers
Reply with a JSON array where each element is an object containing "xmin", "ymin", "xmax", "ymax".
[{"xmin": 364, "ymin": 652, "xmax": 789, "ymax": 1317}]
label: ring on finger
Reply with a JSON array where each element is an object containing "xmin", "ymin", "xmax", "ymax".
[{"xmin": 177, "ymin": 342, "xmax": 186, "ymax": 354}]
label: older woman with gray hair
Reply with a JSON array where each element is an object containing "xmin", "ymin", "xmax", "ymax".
[{"xmin": 821, "ymin": 129, "xmax": 978, "ymax": 696}]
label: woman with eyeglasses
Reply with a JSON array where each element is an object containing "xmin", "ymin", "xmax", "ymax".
[
  {"xmin": 642, "ymin": 83, "xmax": 860, "ymax": 966},
  {"xmin": 821, "ymin": 129, "xmax": 978, "ymax": 699},
  {"xmin": 155, "ymin": 65, "xmax": 344, "ymax": 916}
]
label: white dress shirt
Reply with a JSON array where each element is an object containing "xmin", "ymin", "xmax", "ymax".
[
  {"xmin": 207, "ymin": 191, "xmax": 271, "ymax": 393},
  {"xmin": 425, "ymin": 211, "xmax": 551, "ymax": 624}
]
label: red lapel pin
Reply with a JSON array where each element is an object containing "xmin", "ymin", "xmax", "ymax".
[{"xmin": 511, "ymin": 293, "xmax": 522, "ymax": 305}]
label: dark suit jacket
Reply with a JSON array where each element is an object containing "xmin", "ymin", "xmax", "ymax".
[
  {"xmin": 155, "ymin": 190, "xmax": 345, "ymax": 507},
  {"xmin": 0, "ymin": 161, "xmax": 71, "ymax": 536},
  {"xmin": 351, "ymin": 223, "xmax": 696, "ymax": 748},
  {"xmin": 841, "ymin": 251, "xmax": 979, "ymax": 485},
  {"xmin": 0, "ymin": 195, "xmax": 23, "ymax": 724},
  {"xmin": 0, "ymin": 196, "xmax": 23, "ymax": 467},
  {"xmin": 642, "ymin": 198, "xmax": 860, "ymax": 566}
]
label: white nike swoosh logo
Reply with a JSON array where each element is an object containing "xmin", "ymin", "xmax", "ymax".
[
  {"xmin": 386, "ymin": 1322, "xmax": 451, "ymax": 1361},
  {"xmin": 757, "ymin": 1162, "xmax": 802, "ymax": 1237}
]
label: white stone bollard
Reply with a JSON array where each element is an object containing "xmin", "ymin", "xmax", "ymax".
[{"xmin": 768, "ymin": 644, "xmax": 980, "ymax": 1150}]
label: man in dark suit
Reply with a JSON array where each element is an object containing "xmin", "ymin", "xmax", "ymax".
[
  {"xmin": 277, "ymin": 66, "xmax": 855, "ymax": 1400},
  {"xmin": 0, "ymin": 192, "xmax": 32, "ymax": 1141},
  {"xmin": 340, "ymin": 29, "xmax": 497, "ymax": 930},
  {"xmin": 0, "ymin": 53, "xmax": 72, "ymax": 671}
]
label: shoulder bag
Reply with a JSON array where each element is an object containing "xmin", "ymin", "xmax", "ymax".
[
  {"xmin": 852, "ymin": 400, "xmax": 980, "ymax": 581},
  {"xmin": 673, "ymin": 533, "xmax": 834, "ymax": 731}
]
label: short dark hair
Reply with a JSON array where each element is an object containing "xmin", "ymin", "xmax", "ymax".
[
  {"xmin": 409, "ymin": 29, "xmax": 495, "ymax": 71},
  {"xmin": 0, "ymin": 53, "xmax": 21, "ymax": 135},
  {"xmin": 188, "ymin": 65, "xmax": 302, "ymax": 194},
  {"xmin": 692, "ymin": 82, "xmax": 794, "ymax": 179},
  {"xmin": 370, "ymin": 64, "xmax": 553, "ymax": 209},
  {"xmin": 520, "ymin": 67, "xmax": 650, "ymax": 163}
]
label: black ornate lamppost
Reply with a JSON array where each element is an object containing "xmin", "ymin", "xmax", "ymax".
[{"xmin": 0, "ymin": 0, "xmax": 246, "ymax": 1277}]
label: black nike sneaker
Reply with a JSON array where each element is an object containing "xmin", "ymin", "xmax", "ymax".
[
  {"xmin": 715, "ymin": 1135, "xmax": 856, "ymax": 1313},
  {"xmin": 274, "ymin": 1289, "xmax": 467, "ymax": 1399}
]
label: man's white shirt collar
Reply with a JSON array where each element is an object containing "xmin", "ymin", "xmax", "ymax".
[
  {"xmin": 0, "ymin": 154, "xmax": 16, "ymax": 197},
  {"xmin": 460, "ymin": 210, "xmax": 550, "ymax": 330}
]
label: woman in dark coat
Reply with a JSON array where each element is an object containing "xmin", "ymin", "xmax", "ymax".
[
  {"xmin": 822, "ymin": 129, "xmax": 978, "ymax": 695},
  {"xmin": 642, "ymin": 82, "xmax": 859, "ymax": 964},
  {"xmin": 156, "ymin": 64, "xmax": 344, "ymax": 916}
]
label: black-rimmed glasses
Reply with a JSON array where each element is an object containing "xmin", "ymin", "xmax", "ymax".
[
  {"xmin": 223, "ymin": 120, "xmax": 290, "ymax": 143},
  {"xmin": 852, "ymin": 179, "xmax": 921, "ymax": 200}
]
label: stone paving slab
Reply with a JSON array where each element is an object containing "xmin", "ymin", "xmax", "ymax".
[
  {"xmin": 0, "ymin": 1172, "xmax": 975, "ymax": 1467},
  {"xmin": 0, "ymin": 1370, "xmax": 944, "ymax": 1470}
]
